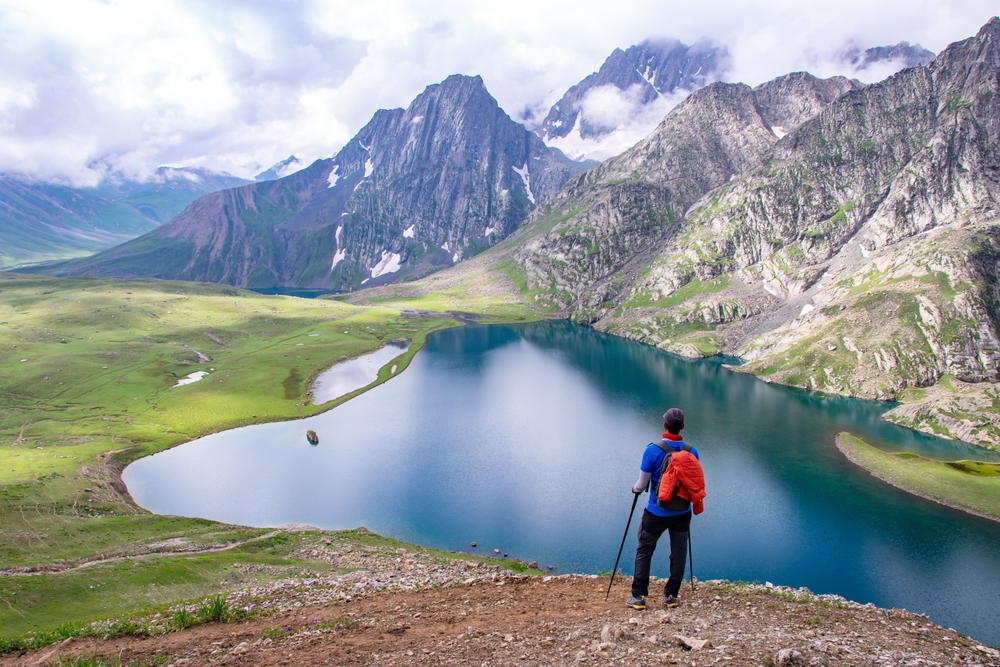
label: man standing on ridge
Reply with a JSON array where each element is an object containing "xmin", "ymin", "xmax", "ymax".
[{"xmin": 626, "ymin": 408, "xmax": 700, "ymax": 610}]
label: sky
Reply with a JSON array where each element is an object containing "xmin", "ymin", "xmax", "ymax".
[{"xmin": 0, "ymin": 0, "xmax": 996, "ymax": 186}]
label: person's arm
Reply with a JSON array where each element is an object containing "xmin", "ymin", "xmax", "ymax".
[{"xmin": 632, "ymin": 471, "xmax": 651, "ymax": 494}]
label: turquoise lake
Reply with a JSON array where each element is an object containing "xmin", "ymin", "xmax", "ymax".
[{"xmin": 123, "ymin": 321, "xmax": 1000, "ymax": 645}]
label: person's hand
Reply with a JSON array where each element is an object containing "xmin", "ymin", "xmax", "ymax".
[{"xmin": 631, "ymin": 485, "xmax": 643, "ymax": 494}]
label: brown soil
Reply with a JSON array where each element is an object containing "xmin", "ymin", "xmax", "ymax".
[{"xmin": 6, "ymin": 576, "xmax": 998, "ymax": 667}]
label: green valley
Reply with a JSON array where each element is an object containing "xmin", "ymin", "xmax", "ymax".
[{"xmin": 0, "ymin": 272, "xmax": 540, "ymax": 642}]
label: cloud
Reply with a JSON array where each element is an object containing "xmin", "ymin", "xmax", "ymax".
[
  {"xmin": 0, "ymin": 0, "xmax": 996, "ymax": 185},
  {"xmin": 543, "ymin": 85, "xmax": 690, "ymax": 162}
]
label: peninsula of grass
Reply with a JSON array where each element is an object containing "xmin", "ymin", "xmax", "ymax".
[
  {"xmin": 836, "ymin": 432, "xmax": 1000, "ymax": 522},
  {"xmin": 0, "ymin": 272, "xmax": 538, "ymax": 640}
]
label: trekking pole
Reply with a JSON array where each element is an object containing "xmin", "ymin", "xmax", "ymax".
[
  {"xmin": 688, "ymin": 529, "xmax": 695, "ymax": 591},
  {"xmin": 605, "ymin": 492, "xmax": 640, "ymax": 601}
]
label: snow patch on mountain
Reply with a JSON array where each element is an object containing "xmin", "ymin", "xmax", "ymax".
[
  {"xmin": 370, "ymin": 250, "xmax": 401, "ymax": 278},
  {"xmin": 512, "ymin": 164, "xmax": 535, "ymax": 205},
  {"xmin": 331, "ymin": 248, "xmax": 346, "ymax": 269},
  {"xmin": 332, "ymin": 225, "xmax": 346, "ymax": 269},
  {"xmin": 327, "ymin": 164, "xmax": 340, "ymax": 188},
  {"xmin": 403, "ymin": 224, "xmax": 415, "ymax": 238}
]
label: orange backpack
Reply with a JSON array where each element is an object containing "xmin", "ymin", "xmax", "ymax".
[{"xmin": 653, "ymin": 443, "xmax": 706, "ymax": 515}]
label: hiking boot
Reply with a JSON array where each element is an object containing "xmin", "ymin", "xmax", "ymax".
[
  {"xmin": 625, "ymin": 595, "xmax": 646, "ymax": 610},
  {"xmin": 663, "ymin": 595, "xmax": 680, "ymax": 608}
]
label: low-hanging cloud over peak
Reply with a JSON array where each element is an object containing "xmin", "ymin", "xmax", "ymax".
[{"xmin": 0, "ymin": 0, "xmax": 995, "ymax": 185}]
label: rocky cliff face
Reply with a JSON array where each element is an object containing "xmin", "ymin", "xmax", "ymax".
[
  {"xmin": 508, "ymin": 18, "xmax": 1000, "ymax": 410},
  {"xmin": 41, "ymin": 75, "xmax": 588, "ymax": 289},
  {"xmin": 514, "ymin": 71, "xmax": 861, "ymax": 315}
]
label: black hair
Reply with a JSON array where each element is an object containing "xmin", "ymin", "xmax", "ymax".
[{"xmin": 663, "ymin": 408, "xmax": 685, "ymax": 434}]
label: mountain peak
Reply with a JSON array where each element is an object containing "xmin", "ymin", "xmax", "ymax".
[
  {"xmin": 255, "ymin": 156, "xmax": 303, "ymax": 182},
  {"xmin": 535, "ymin": 37, "xmax": 730, "ymax": 161}
]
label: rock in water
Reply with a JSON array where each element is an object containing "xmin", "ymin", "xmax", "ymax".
[{"xmin": 306, "ymin": 430, "xmax": 319, "ymax": 445}]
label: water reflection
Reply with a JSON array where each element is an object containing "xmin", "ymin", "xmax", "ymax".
[{"xmin": 311, "ymin": 340, "xmax": 410, "ymax": 404}]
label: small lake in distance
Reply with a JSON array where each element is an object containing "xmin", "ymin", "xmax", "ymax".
[
  {"xmin": 123, "ymin": 322, "xmax": 1000, "ymax": 645},
  {"xmin": 312, "ymin": 339, "xmax": 410, "ymax": 405}
]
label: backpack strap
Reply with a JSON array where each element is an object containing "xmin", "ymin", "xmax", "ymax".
[{"xmin": 653, "ymin": 441, "xmax": 692, "ymax": 455}]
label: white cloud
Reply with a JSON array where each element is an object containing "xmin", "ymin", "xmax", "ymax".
[{"xmin": 0, "ymin": 0, "xmax": 995, "ymax": 185}]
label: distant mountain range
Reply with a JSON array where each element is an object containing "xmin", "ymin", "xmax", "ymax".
[
  {"xmin": 36, "ymin": 75, "xmax": 590, "ymax": 289},
  {"xmin": 0, "ymin": 168, "xmax": 250, "ymax": 269},
  {"xmin": 533, "ymin": 39, "xmax": 937, "ymax": 162},
  {"xmin": 19, "ymin": 33, "xmax": 946, "ymax": 293}
]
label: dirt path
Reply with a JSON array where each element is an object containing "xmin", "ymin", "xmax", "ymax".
[
  {"xmin": 6, "ymin": 576, "xmax": 998, "ymax": 667},
  {"xmin": 0, "ymin": 531, "xmax": 283, "ymax": 578}
]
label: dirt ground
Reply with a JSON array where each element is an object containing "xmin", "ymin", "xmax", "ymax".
[{"xmin": 6, "ymin": 574, "xmax": 999, "ymax": 667}]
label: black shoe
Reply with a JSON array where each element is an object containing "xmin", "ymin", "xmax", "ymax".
[
  {"xmin": 664, "ymin": 595, "xmax": 680, "ymax": 608},
  {"xmin": 626, "ymin": 595, "xmax": 646, "ymax": 610}
]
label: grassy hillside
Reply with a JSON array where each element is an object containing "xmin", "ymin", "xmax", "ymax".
[{"xmin": 0, "ymin": 272, "xmax": 539, "ymax": 638}]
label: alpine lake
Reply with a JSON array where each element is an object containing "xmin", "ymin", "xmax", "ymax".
[{"xmin": 123, "ymin": 321, "xmax": 1000, "ymax": 645}]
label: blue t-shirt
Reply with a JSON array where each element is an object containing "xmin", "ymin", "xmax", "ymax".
[{"xmin": 642, "ymin": 440, "xmax": 700, "ymax": 517}]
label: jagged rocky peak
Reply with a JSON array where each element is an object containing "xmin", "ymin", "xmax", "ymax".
[
  {"xmin": 326, "ymin": 73, "xmax": 588, "ymax": 286},
  {"xmin": 535, "ymin": 38, "xmax": 730, "ymax": 161},
  {"xmin": 538, "ymin": 39, "xmax": 730, "ymax": 142},
  {"xmin": 842, "ymin": 40, "xmax": 936, "ymax": 71},
  {"xmin": 927, "ymin": 16, "xmax": 1000, "ymax": 100},
  {"xmin": 591, "ymin": 81, "xmax": 777, "ymax": 189},
  {"xmin": 39, "ymin": 73, "xmax": 589, "ymax": 291},
  {"xmin": 751, "ymin": 72, "xmax": 865, "ymax": 137}
]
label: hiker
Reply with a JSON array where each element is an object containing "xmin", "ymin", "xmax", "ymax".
[{"xmin": 626, "ymin": 407, "xmax": 704, "ymax": 610}]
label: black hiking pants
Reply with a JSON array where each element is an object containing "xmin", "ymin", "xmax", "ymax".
[{"xmin": 631, "ymin": 508, "xmax": 691, "ymax": 599}]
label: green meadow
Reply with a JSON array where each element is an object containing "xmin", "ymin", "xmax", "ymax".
[
  {"xmin": 836, "ymin": 433, "xmax": 1000, "ymax": 521},
  {"xmin": 0, "ymin": 272, "xmax": 538, "ymax": 641}
]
